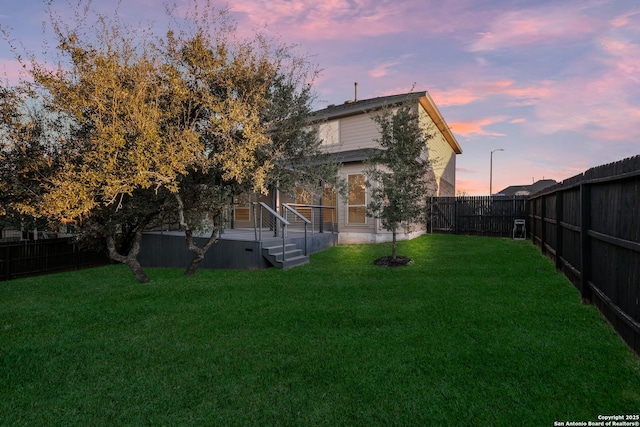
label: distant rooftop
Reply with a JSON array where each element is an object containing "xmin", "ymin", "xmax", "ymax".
[{"xmin": 497, "ymin": 179, "xmax": 558, "ymax": 197}]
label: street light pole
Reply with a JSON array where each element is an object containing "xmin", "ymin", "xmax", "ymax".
[{"xmin": 490, "ymin": 148, "xmax": 505, "ymax": 196}]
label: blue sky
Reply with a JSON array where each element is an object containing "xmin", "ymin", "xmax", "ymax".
[{"xmin": 2, "ymin": 0, "xmax": 639, "ymax": 194}]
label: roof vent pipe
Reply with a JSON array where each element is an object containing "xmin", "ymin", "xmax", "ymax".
[{"xmin": 354, "ymin": 82, "xmax": 358, "ymax": 102}]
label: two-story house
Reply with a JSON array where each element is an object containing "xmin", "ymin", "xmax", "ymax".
[
  {"xmin": 307, "ymin": 91, "xmax": 462, "ymax": 244},
  {"xmin": 232, "ymin": 91, "xmax": 462, "ymax": 244}
]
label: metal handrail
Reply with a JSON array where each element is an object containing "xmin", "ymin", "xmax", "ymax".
[
  {"xmin": 282, "ymin": 204, "xmax": 310, "ymax": 256},
  {"xmin": 258, "ymin": 202, "xmax": 290, "ymax": 261},
  {"xmin": 254, "ymin": 202, "xmax": 332, "ymax": 261},
  {"xmin": 258, "ymin": 202, "xmax": 289, "ymax": 226},
  {"xmin": 282, "ymin": 204, "xmax": 311, "ymax": 224},
  {"xmin": 283, "ymin": 203, "xmax": 337, "ymax": 234}
]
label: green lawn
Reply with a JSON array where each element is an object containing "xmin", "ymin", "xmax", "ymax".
[{"xmin": 1, "ymin": 234, "xmax": 639, "ymax": 426}]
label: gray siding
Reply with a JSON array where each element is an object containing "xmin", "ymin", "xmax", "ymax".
[{"xmin": 321, "ymin": 112, "xmax": 380, "ymax": 154}]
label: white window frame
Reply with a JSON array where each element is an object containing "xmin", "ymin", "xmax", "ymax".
[
  {"xmin": 347, "ymin": 173, "xmax": 367, "ymax": 224},
  {"xmin": 319, "ymin": 121, "xmax": 340, "ymax": 146}
]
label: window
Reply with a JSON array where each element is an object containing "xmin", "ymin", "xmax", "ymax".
[
  {"xmin": 234, "ymin": 193, "xmax": 251, "ymax": 222},
  {"xmin": 322, "ymin": 184, "xmax": 337, "ymax": 223},
  {"xmin": 347, "ymin": 174, "xmax": 366, "ymax": 224},
  {"xmin": 319, "ymin": 121, "xmax": 339, "ymax": 146}
]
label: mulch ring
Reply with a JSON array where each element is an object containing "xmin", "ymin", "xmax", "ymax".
[{"xmin": 373, "ymin": 256, "xmax": 413, "ymax": 267}]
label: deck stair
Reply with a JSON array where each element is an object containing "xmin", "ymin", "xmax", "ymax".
[{"xmin": 262, "ymin": 242, "xmax": 309, "ymax": 270}]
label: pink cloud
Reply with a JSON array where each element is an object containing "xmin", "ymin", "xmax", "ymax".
[
  {"xmin": 457, "ymin": 153, "xmax": 589, "ymax": 196},
  {"xmin": 430, "ymin": 80, "xmax": 549, "ymax": 108},
  {"xmin": 225, "ymin": 0, "xmax": 491, "ymax": 43},
  {"xmin": 449, "ymin": 117, "xmax": 507, "ymax": 138},
  {"xmin": 455, "ymin": 176, "xmax": 487, "ymax": 196},
  {"xmin": 610, "ymin": 9, "xmax": 640, "ymax": 28},
  {"xmin": 429, "ymin": 88, "xmax": 479, "ymax": 107},
  {"xmin": 529, "ymin": 35, "xmax": 640, "ymax": 142},
  {"xmin": 598, "ymin": 35, "xmax": 640, "ymax": 76},
  {"xmin": 229, "ymin": 0, "xmax": 407, "ymax": 41},
  {"xmin": 468, "ymin": 4, "xmax": 596, "ymax": 52},
  {"xmin": 368, "ymin": 64, "xmax": 393, "ymax": 79},
  {"xmin": 368, "ymin": 55, "xmax": 415, "ymax": 79}
]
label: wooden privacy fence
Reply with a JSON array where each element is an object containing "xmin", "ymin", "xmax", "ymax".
[
  {"xmin": 529, "ymin": 155, "xmax": 640, "ymax": 357},
  {"xmin": 0, "ymin": 238, "xmax": 109, "ymax": 281},
  {"xmin": 430, "ymin": 196, "xmax": 529, "ymax": 237}
]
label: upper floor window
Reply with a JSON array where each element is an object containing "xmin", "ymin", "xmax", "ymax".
[{"xmin": 319, "ymin": 121, "xmax": 339, "ymax": 146}]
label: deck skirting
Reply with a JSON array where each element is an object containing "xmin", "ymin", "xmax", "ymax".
[{"xmin": 138, "ymin": 230, "xmax": 337, "ymax": 270}]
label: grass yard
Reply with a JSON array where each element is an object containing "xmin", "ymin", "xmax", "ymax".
[{"xmin": 1, "ymin": 234, "xmax": 639, "ymax": 426}]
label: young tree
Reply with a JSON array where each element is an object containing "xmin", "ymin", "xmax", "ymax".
[{"xmin": 366, "ymin": 99, "xmax": 434, "ymax": 264}]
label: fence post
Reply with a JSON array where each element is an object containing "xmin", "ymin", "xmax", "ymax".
[
  {"xmin": 454, "ymin": 198, "xmax": 459, "ymax": 234},
  {"xmin": 428, "ymin": 198, "xmax": 431, "ymax": 233},
  {"xmin": 525, "ymin": 197, "xmax": 531, "ymax": 240},
  {"xmin": 555, "ymin": 190, "xmax": 563, "ymax": 271},
  {"xmin": 579, "ymin": 183, "xmax": 592, "ymax": 304},
  {"xmin": 531, "ymin": 197, "xmax": 537, "ymax": 244},
  {"xmin": 540, "ymin": 194, "xmax": 546, "ymax": 255},
  {"xmin": 528, "ymin": 198, "xmax": 533, "ymax": 242}
]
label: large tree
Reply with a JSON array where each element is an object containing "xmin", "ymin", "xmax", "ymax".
[
  {"xmin": 158, "ymin": 8, "xmax": 338, "ymax": 277},
  {"xmin": 159, "ymin": 19, "xmax": 277, "ymax": 277},
  {"xmin": 3, "ymin": 1, "xmax": 337, "ymax": 281},
  {"xmin": 365, "ymin": 99, "xmax": 434, "ymax": 263},
  {"xmin": 23, "ymin": 8, "xmax": 204, "ymax": 282}
]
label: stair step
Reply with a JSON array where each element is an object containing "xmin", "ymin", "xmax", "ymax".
[
  {"xmin": 280, "ymin": 255, "xmax": 310, "ymax": 270},
  {"xmin": 263, "ymin": 249, "xmax": 304, "ymax": 262},
  {"xmin": 263, "ymin": 244, "xmax": 297, "ymax": 255},
  {"xmin": 261, "ymin": 242, "xmax": 309, "ymax": 270}
]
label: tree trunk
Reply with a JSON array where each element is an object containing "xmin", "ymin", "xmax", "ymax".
[
  {"xmin": 183, "ymin": 228, "xmax": 218, "ymax": 277},
  {"xmin": 391, "ymin": 228, "xmax": 397, "ymax": 260},
  {"xmin": 106, "ymin": 230, "xmax": 149, "ymax": 283},
  {"xmin": 175, "ymin": 193, "xmax": 219, "ymax": 277}
]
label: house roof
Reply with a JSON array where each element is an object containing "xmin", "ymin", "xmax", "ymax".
[
  {"xmin": 312, "ymin": 91, "xmax": 462, "ymax": 155},
  {"xmin": 497, "ymin": 179, "xmax": 558, "ymax": 197}
]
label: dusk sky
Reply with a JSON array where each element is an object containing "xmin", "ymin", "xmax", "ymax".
[{"xmin": 2, "ymin": 0, "xmax": 639, "ymax": 195}]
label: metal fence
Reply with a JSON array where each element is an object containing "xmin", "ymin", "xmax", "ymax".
[
  {"xmin": 529, "ymin": 155, "xmax": 640, "ymax": 357},
  {"xmin": 0, "ymin": 238, "xmax": 110, "ymax": 281}
]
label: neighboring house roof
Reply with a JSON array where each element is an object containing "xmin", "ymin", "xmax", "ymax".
[
  {"xmin": 311, "ymin": 91, "xmax": 462, "ymax": 155},
  {"xmin": 497, "ymin": 179, "xmax": 558, "ymax": 197}
]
